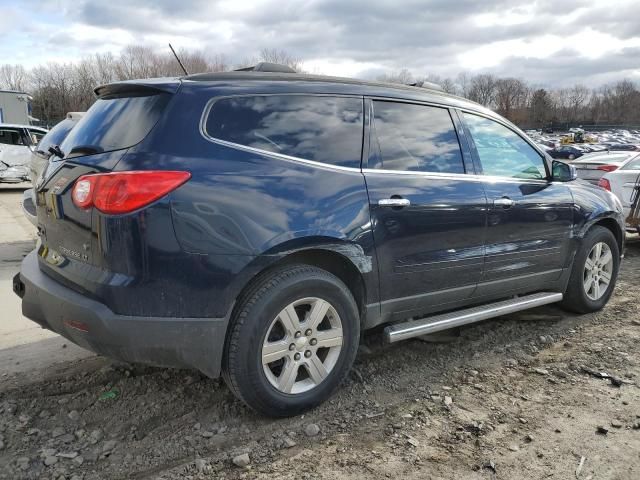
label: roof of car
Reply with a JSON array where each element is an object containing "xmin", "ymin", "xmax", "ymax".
[
  {"xmin": 184, "ymin": 70, "xmax": 449, "ymax": 96},
  {"xmin": 95, "ymin": 71, "xmax": 509, "ymax": 131}
]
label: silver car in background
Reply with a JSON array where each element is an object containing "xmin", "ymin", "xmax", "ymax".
[
  {"xmin": 22, "ymin": 112, "xmax": 85, "ymax": 225},
  {"xmin": 599, "ymin": 153, "xmax": 640, "ymax": 233},
  {"xmin": 571, "ymin": 151, "xmax": 639, "ymax": 185}
]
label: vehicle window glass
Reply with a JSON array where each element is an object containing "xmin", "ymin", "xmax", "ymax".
[
  {"xmin": 623, "ymin": 157, "xmax": 640, "ymax": 170},
  {"xmin": 0, "ymin": 128, "xmax": 24, "ymax": 146},
  {"xmin": 463, "ymin": 113, "xmax": 546, "ymax": 180},
  {"xmin": 29, "ymin": 130, "xmax": 46, "ymax": 143},
  {"xmin": 36, "ymin": 119, "xmax": 75, "ymax": 155},
  {"xmin": 205, "ymin": 95, "xmax": 363, "ymax": 168},
  {"xmin": 60, "ymin": 93, "xmax": 170, "ymax": 158},
  {"xmin": 370, "ymin": 101, "xmax": 464, "ymax": 173}
]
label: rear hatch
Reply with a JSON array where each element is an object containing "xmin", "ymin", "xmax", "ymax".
[{"xmin": 35, "ymin": 83, "xmax": 175, "ymax": 293}]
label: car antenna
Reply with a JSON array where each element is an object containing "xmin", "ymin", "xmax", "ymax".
[{"xmin": 169, "ymin": 43, "xmax": 189, "ymax": 76}]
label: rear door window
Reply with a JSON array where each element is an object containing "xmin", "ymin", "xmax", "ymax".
[
  {"xmin": 369, "ymin": 101, "xmax": 465, "ymax": 173},
  {"xmin": 205, "ymin": 95, "xmax": 364, "ymax": 169},
  {"xmin": 60, "ymin": 92, "xmax": 170, "ymax": 158}
]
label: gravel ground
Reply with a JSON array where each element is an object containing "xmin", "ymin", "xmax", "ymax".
[{"xmin": 1, "ymin": 238, "xmax": 639, "ymax": 480}]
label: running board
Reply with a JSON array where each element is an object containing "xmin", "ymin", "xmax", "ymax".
[{"xmin": 384, "ymin": 292, "xmax": 563, "ymax": 343}]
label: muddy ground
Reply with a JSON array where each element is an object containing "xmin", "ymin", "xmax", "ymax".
[{"xmin": 1, "ymin": 237, "xmax": 639, "ymax": 480}]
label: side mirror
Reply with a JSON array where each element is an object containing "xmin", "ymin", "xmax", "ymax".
[{"xmin": 552, "ymin": 160, "xmax": 577, "ymax": 182}]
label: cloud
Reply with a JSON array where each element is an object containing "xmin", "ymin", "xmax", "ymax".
[
  {"xmin": 1, "ymin": 0, "xmax": 639, "ymax": 87},
  {"xmin": 487, "ymin": 47, "xmax": 640, "ymax": 87}
]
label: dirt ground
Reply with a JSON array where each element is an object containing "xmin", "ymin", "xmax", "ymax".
[{"xmin": 0, "ymin": 213, "xmax": 639, "ymax": 479}]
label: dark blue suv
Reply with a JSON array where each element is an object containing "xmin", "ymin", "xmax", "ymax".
[{"xmin": 14, "ymin": 67, "xmax": 625, "ymax": 416}]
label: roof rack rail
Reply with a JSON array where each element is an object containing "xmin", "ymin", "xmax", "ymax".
[
  {"xmin": 234, "ymin": 62, "xmax": 297, "ymax": 73},
  {"xmin": 408, "ymin": 80, "xmax": 444, "ymax": 92}
]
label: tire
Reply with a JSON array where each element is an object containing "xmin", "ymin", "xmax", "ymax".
[
  {"xmin": 222, "ymin": 264, "xmax": 360, "ymax": 417},
  {"xmin": 568, "ymin": 154, "xmax": 575, "ymax": 160},
  {"xmin": 561, "ymin": 226, "xmax": 620, "ymax": 314}
]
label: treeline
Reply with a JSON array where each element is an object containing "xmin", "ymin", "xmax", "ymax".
[
  {"xmin": 0, "ymin": 47, "xmax": 302, "ymax": 125},
  {"xmin": 378, "ymin": 70, "xmax": 640, "ymax": 128},
  {"xmin": 1, "ymin": 45, "xmax": 639, "ymax": 129}
]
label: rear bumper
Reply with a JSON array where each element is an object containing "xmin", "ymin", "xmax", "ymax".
[{"xmin": 14, "ymin": 250, "xmax": 230, "ymax": 378}]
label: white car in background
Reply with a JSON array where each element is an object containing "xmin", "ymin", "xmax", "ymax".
[
  {"xmin": 571, "ymin": 151, "xmax": 639, "ymax": 185},
  {"xmin": 598, "ymin": 153, "xmax": 640, "ymax": 233},
  {"xmin": 0, "ymin": 123, "xmax": 48, "ymax": 183}
]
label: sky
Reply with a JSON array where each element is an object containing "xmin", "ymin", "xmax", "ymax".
[{"xmin": 1, "ymin": 0, "xmax": 639, "ymax": 87}]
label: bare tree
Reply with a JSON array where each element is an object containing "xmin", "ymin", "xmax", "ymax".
[
  {"xmin": 259, "ymin": 48, "xmax": 304, "ymax": 72},
  {"xmin": 376, "ymin": 69, "xmax": 414, "ymax": 85},
  {"xmin": 494, "ymin": 78, "xmax": 527, "ymax": 121},
  {"xmin": 467, "ymin": 74, "xmax": 497, "ymax": 107},
  {"xmin": 567, "ymin": 84, "xmax": 589, "ymax": 123},
  {"xmin": 0, "ymin": 64, "xmax": 28, "ymax": 91}
]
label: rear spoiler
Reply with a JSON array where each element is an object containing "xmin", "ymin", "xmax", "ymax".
[{"xmin": 94, "ymin": 79, "xmax": 181, "ymax": 98}]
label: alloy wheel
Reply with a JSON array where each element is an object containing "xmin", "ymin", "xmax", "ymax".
[
  {"xmin": 261, "ymin": 297, "xmax": 343, "ymax": 394},
  {"xmin": 583, "ymin": 241, "xmax": 614, "ymax": 300}
]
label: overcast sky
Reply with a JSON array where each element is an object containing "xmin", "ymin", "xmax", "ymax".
[{"xmin": 2, "ymin": 0, "xmax": 639, "ymax": 87}]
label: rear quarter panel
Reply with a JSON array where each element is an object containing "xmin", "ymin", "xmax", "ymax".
[{"xmin": 115, "ymin": 82, "xmax": 379, "ymax": 315}]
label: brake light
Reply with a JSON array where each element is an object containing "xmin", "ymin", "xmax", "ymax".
[
  {"xmin": 597, "ymin": 165, "xmax": 618, "ymax": 172},
  {"xmin": 598, "ymin": 178, "xmax": 611, "ymax": 191},
  {"xmin": 72, "ymin": 171, "xmax": 191, "ymax": 214}
]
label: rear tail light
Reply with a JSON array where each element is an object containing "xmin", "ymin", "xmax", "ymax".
[
  {"xmin": 72, "ymin": 171, "xmax": 191, "ymax": 214},
  {"xmin": 597, "ymin": 178, "xmax": 611, "ymax": 191},
  {"xmin": 597, "ymin": 165, "xmax": 618, "ymax": 172}
]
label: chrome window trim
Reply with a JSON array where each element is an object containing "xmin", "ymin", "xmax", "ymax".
[
  {"xmin": 199, "ymin": 93, "xmax": 365, "ymax": 173},
  {"xmin": 362, "ymin": 167, "xmax": 549, "ymax": 185},
  {"xmin": 198, "ymin": 92, "xmax": 552, "ymax": 184}
]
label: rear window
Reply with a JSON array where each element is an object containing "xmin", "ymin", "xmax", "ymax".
[
  {"xmin": 60, "ymin": 93, "xmax": 170, "ymax": 158},
  {"xmin": 205, "ymin": 95, "xmax": 363, "ymax": 169},
  {"xmin": 36, "ymin": 119, "xmax": 75, "ymax": 155}
]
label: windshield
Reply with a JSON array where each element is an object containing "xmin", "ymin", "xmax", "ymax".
[{"xmin": 60, "ymin": 92, "xmax": 170, "ymax": 158}]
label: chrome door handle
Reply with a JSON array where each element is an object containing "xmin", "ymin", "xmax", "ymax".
[
  {"xmin": 378, "ymin": 198, "xmax": 410, "ymax": 207},
  {"xmin": 493, "ymin": 197, "xmax": 515, "ymax": 208}
]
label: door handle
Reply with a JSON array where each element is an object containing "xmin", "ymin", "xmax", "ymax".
[
  {"xmin": 493, "ymin": 197, "xmax": 515, "ymax": 208},
  {"xmin": 378, "ymin": 198, "xmax": 411, "ymax": 207}
]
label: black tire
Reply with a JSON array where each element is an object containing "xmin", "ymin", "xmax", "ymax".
[
  {"xmin": 561, "ymin": 226, "xmax": 620, "ymax": 314},
  {"xmin": 568, "ymin": 154, "xmax": 575, "ymax": 160},
  {"xmin": 222, "ymin": 264, "xmax": 360, "ymax": 417}
]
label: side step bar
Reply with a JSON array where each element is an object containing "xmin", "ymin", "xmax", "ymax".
[{"xmin": 384, "ymin": 292, "xmax": 563, "ymax": 343}]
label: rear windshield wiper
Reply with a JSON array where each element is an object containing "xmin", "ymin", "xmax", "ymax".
[
  {"xmin": 66, "ymin": 145, "xmax": 104, "ymax": 158},
  {"xmin": 48, "ymin": 145, "xmax": 65, "ymax": 159}
]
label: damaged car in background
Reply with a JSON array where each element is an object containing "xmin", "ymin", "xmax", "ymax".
[{"xmin": 0, "ymin": 123, "xmax": 47, "ymax": 183}]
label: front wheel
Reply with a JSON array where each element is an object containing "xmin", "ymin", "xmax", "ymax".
[
  {"xmin": 222, "ymin": 265, "xmax": 360, "ymax": 417},
  {"xmin": 561, "ymin": 226, "xmax": 620, "ymax": 313}
]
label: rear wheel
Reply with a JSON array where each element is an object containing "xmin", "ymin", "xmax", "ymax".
[
  {"xmin": 223, "ymin": 265, "xmax": 360, "ymax": 417},
  {"xmin": 568, "ymin": 153, "xmax": 576, "ymax": 160},
  {"xmin": 561, "ymin": 226, "xmax": 619, "ymax": 313}
]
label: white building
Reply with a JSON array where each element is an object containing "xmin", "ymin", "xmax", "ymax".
[{"xmin": 0, "ymin": 90, "xmax": 33, "ymax": 124}]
